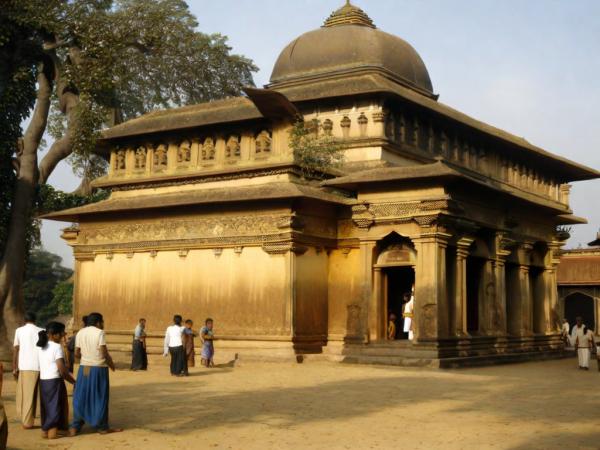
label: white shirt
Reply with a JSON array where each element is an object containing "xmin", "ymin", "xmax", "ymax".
[
  {"xmin": 75, "ymin": 326, "xmax": 107, "ymax": 367},
  {"xmin": 39, "ymin": 341, "xmax": 64, "ymax": 380},
  {"xmin": 561, "ymin": 322, "xmax": 570, "ymax": 334},
  {"xmin": 14, "ymin": 323, "xmax": 43, "ymax": 371},
  {"xmin": 164, "ymin": 325, "xmax": 185, "ymax": 353},
  {"xmin": 573, "ymin": 327, "xmax": 594, "ymax": 349}
]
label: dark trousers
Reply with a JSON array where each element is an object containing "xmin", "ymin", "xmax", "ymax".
[
  {"xmin": 131, "ymin": 340, "xmax": 148, "ymax": 370},
  {"xmin": 169, "ymin": 345, "xmax": 188, "ymax": 375}
]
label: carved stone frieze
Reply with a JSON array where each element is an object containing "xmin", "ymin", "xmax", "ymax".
[
  {"xmin": 78, "ymin": 214, "xmax": 290, "ymax": 246},
  {"xmin": 262, "ymin": 242, "xmax": 308, "ymax": 255},
  {"xmin": 351, "ymin": 203, "xmax": 375, "ymax": 228}
]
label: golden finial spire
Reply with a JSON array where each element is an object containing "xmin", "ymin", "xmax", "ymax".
[{"xmin": 323, "ymin": 1, "xmax": 376, "ymax": 28}]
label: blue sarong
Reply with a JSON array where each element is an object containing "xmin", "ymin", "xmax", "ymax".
[{"xmin": 70, "ymin": 366, "xmax": 110, "ymax": 431}]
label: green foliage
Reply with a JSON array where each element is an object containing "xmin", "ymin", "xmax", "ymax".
[
  {"xmin": 22, "ymin": 248, "xmax": 72, "ymax": 325},
  {"xmin": 289, "ymin": 119, "xmax": 345, "ymax": 178},
  {"xmin": 36, "ymin": 184, "xmax": 110, "ymax": 215},
  {"xmin": 38, "ymin": 280, "xmax": 73, "ymax": 325},
  {"xmin": 0, "ymin": 6, "xmax": 39, "ymax": 259}
]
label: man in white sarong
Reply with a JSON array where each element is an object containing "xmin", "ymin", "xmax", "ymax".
[
  {"xmin": 402, "ymin": 286, "xmax": 415, "ymax": 341},
  {"xmin": 571, "ymin": 316, "xmax": 594, "ymax": 370}
]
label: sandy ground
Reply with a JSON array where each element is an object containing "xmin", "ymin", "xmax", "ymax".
[{"xmin": 3, "ymin": 356, "xmax": 600, "ymax": 450}]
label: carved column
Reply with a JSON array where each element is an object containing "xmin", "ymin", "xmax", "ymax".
[
  {"xmin": 543, "ymin": 241, "xmax": 565, "ymax": 333},
  {"xmin": 369, "ymin": 267, "xmax": 385, "ymax": 341},
  {"xmin": 454, "ymin": 237, "xmax": 474, "ymax": 336},
  {"xmin": 413, "ymin": 230, "xmax": 451, "ymax": 340},
  {"xmin": 359, "ymin": 240, "xmax": 377, "ymax": 343},
  {"xmin": 517, "ymin": 243, "xmax": 534, "ymax": 335},
  {"xmin": 492, "ymin": 234, "xmax": 513, "ymax": 335}
]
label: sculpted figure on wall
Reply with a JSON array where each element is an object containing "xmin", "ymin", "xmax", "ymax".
[
  {"xmin": 255, "ymin": 130, "xmax": 272, "ymax": 153},
  {"xmin": 115, "ymin": 149, "xmax": 126, "ymax": 171},
  {"xmin": 134, "ymin": 146, "xmax": 147, "ymax": 169},
  {"xmin": 322, "ymin": 119, "xmax": 333, "ymax": 136},
  {"xmin": 177, "ymin": 139, "xmax": 192, "ymax": 164},
  {"xmin": 226, "ymin": 135, "xmax": 240, "ymax": 158},
  {"xmin": 153, "ymin": 143, "xmax": 168, "ymax": 169},
  {"xmin": 201, "ymin": 137, "xmax": 215, "ymax": 161},
  {"xmin": 340, "ymin": 116, "xmax": 351, "ymax": 139},
  {"xmin": 357, "ymin": 112, "xmax": 368, "ymax": 137}
]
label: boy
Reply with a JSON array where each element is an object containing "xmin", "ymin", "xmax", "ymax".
[
  {"xmin": 387, "ymin": 313, "xmax": 397, "ymax": 340},
  {"xmin": 183, "ymin": 320, "xmax": 196, "ymax": 368}
]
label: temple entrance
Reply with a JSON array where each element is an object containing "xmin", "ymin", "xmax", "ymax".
[
  {"xmin": 565, "ymin": 292, "xmax": 595, "ymax": 331},
  {"xmin": 385, "ymin": 267, "xmax": 415, "ymax": 340},
  {"xmin": 466, "ymin": 257, "xmax": 484, "ymax": 333}
]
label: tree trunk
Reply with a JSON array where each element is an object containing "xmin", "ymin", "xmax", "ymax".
[{"xmin": 0, "ymin": 70, "xmax": 52, "ymax": 361}]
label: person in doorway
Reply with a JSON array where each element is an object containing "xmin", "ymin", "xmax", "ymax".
[
  {"xmin": 388, "ymin": 313, "xmax": 397, "ymax": 340},
  {"xmin": 200, "ymin": 318, "xmax": 215, "ymax": 368},
  {"xmin": 561, "ymin": 318, "xmax": 571, "ymax": 347},
  {"xmin": 69, "ymin": 312, "xmax": 122, "ymax": 435},
  {"xmin": 184, "ymin": 319, "xmax": 196, "ymax": 368},
  {"xmin": 37, "ymin": 321, "xmax": 76, "ymax": 439},
  {"xmin": 131, "ymin": 318, "xmax": 148, "ymax": 371},
  {"xmin": 13, "ymin": 311, "xmax": 43, "ymax": 429},
  {"xmin": 163, "ymin": 315, "xmax": 187, "ymax": 376},
  {"xmin": 571, "ymin": 316, "xmax": 594, "ymax": 370},
  {"xmin": 402, "ymin": 287, "xmax": 415, "ymax": 341}
]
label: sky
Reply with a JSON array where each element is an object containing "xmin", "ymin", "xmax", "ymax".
[{"xmin": 42, "ymin": 0, "xmax": 600, "ymax": 268}]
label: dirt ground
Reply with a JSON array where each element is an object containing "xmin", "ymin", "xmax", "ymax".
[{"xmin": 4, "ymin": 357, "xmax": 600, "ymax": 450}]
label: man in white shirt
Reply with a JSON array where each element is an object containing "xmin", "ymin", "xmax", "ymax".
[
  {"xmin": 402, "ymin": 285, "xmax": 415, "ymax": 341},
  {"xmin": 571, "ymin": 316, "xmax": 594, "ymax": 370},
  {"xmin": 13, "ymin": 311, "xmax": 43, "ymax": 429},
  {"xmin": 69, "ymin": 312, "xmax": 122, "ymax": 435},
  {"xmin": 164, "ymin": 315, "xmax": 188, "ymax": 376},
  {"xmin": 561, "ymin": 319, "xmax": 571, "ymax": 347}
]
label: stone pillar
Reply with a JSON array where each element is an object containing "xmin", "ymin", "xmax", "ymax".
[
  {"xmin": 492, "ymin": 258, "xmax": 507, "ymax": 334},
  {"xmin": 518, "ymin": 264, "xmax": 532, "ymax": 335},
  {"xmin": 479, "ymin": 259, "xmax": 495, "ymax": 335},
  {"xmin": 360, "ymin": 240, "xmax": 377, "ymax": 343},
  {"xmin": 454, "ymin": 237, "xmax": 474, "ymax": 336},
  {"xmin": 413, "ymin": 231, "xmax": 451, "ymax": 340},
  {"xmin": 543, "ymin": 242, "xmax": 564, "ymax": 333},
  {"xmin": 369, "ymin": 267, "xmax": 385, "ymax": 341}
]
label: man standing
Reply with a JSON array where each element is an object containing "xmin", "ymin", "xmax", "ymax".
[
  {"xmin": 131, "ymin": 318, "xmax": 148, "ymax": 371},
  {"xmin": 13, "ymin": 311, "xmax": 42, "ymax": 429},
  {"xmin": 402, "ymin": 287, "xmax": 415, "ymax": 341},
  {"xmin": 163, "ymin": 315, "xmax": 187, "ymax": 376},
  {"xmin": 69, "ymin": 312, "xmax": 122, "ymax": 435},
  {"xmin": 571, "ymin": 316, "xmax": 594, "ymax": 370}
]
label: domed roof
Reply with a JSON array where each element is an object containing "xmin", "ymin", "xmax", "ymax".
[{"xmin": 269, "ymin": 2, "xmax": 434, "ymax": 96}]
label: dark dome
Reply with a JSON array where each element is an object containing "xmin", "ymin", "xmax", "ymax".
[{"xmin": 269, "ymin": 3, "xmax": 434, "ymax": 96}]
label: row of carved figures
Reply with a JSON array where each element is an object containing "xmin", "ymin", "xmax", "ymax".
[
  {"xmin": 307, "ymin": 109, "xmax": 561, "ymax": 200},
  {"xmin": 113, "ymin": 130, "xmax": 272, "ymax": 171}
]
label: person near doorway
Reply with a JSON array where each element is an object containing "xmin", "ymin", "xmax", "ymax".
[
  {"xmin": 571, "ymin": 316, "xmax": 594, "ymax": 370},
  {"xmin": 561, "ymin": 318, "xmax": 571, "ymax": 347},
  {"xmin": 403, "ymin": 286, "xmax": 415, "ymax": 341},
  {"xmin": 387, "ymin": 313, "xmax": 397, "ymax": 340}
]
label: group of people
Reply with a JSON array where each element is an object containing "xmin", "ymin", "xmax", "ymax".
[
  {"xmin": 162, "ymin": 315, "xmax": 215, "ymax": 376},
  {"xmin": 562, "ymin": 316, "xmax": 599, "ymax": 370},
  {"xmin": 129, "ymin": 315, "xmax": 216, "ymax": 376},
  {"xmin": 388, "ymin": 287, "xmax": 415, "ymax": 341},
  {"xmin": 12, "ymin": 311, "xmax": 121, "ymax": 440}
]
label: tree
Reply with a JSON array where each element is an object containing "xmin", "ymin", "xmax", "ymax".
[
  {"xmin": 0, "ymin": 0, "xmax": 257, "ymax": 358},
  {"xmin": 289, "ymin": 119, "xmax": 344, "ymax": 178},
  {"xmin": 21, "ymin": 249, "xmax": 72, "ymax": 326}
]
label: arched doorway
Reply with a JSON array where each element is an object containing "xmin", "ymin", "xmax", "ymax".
[
  {"xmin": 564, "ymin": 292, "xmax": 595, "ymax": 332},
  {"xmin": 375, "ymin": 235, "xmax": 416, "ymax": 340}
]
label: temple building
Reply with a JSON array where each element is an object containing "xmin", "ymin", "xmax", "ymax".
[
  {"xmin": 44, "ymin": 3, "xmax": 599, "ymax": 366},
  {"xmin": 557, "ymin": 233, "xmax": 600, "ymax": 333}
]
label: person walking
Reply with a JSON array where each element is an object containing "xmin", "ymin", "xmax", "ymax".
[
  {"xmin": 13, "ymin": 311, "xmax": 43, "ymax": 429},
  {"xmin": 571, "ymin": 316, "xmax": 594, "ymax": 370},
  {"xmin": 69, "ymin": 312, "xmax": 122, "ymax": 435}
]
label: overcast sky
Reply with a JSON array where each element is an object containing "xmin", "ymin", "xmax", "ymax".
[{"xmin": 42, "ymin": 0, "xmax": 600, "ymax": 268}]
